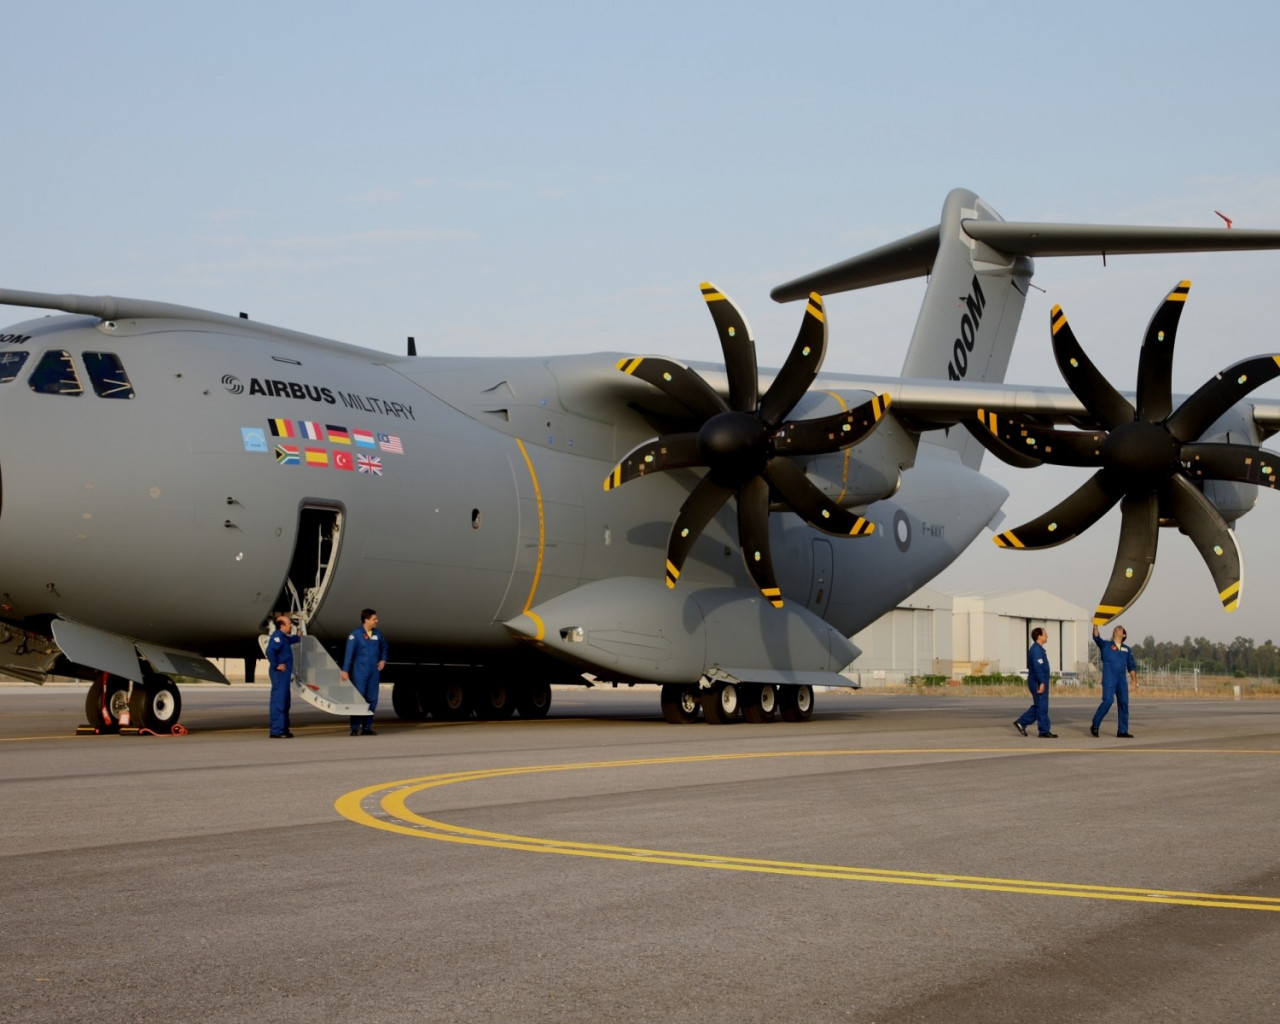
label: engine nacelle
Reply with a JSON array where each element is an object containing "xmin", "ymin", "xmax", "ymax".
[
  {"xmin": 1196, "ymin": 407, "xmax": 1262, "ymax": 525},
  {"xmin": 785, "ymin": 389, "xmax": 915, "ymax": 508}
]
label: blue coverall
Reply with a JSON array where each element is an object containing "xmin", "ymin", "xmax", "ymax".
[
  {"xmin": 1091, "ymin": 634, "xmax": 1138, "ymax": 735},
  {"xmin": 1016, "ymin": 640, "xmax": 1052, "ymax": 735},
  {"xmin": 267, "ymin": 627, "xmax": 300, "ymax": 736},
  {"xmin": 343, "ymin": 625, "xmax": 388, "ymax": 733}
]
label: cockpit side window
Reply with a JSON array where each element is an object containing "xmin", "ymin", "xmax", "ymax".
[
  {"xmin": 28, "ymin": 350, "xmax": 84, "ymax": 395},
  {"xmin": 0, "ymin": 350, "xmax": 29, "ymax": 383},
  {"xmin": 83, "ymin": 352, "xmax": 135, "ymax": 399}
]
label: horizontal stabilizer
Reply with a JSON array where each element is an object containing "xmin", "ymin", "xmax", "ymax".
[
  {"xmin": 771, "ymin": 227, "xmax": 939, "ymax": 302},
  {"xmin": 773, "ymin": 215, "xmax": 1280, "ymax": 302},
  {"xmin": 963, "ymin": 220, "xmax": 1280, "ymax": 258}
]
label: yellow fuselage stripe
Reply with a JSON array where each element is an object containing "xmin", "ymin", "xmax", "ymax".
[{"xmin": 515, "ymin": 438, "xmax": 546, "ymax": 615}]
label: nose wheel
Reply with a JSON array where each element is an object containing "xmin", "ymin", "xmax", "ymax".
[
  {"xmin": 133, "ymin": 674, "xmax": 182, "ymax": 732},
  {"xmin": 83, "ymin": 674, "xmax": 131, "ymax": 731},
  {"xmin": 81, "ymin": 672, "xmax": 183, "ymax": 734}
]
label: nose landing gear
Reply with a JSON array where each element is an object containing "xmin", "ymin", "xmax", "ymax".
[{"xmin": 78, "ymin": 671, "xmax": 184, "ymax": 735}]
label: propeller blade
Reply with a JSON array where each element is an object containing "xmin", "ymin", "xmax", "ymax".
[
  {"xmin": 617, "ymin": 356, "xmax": 729, "ymax": 420},
  {"xmin": 758, "ymin": 293, "xmax": 828, "ymax": 428},
  {"xmin": 963, "ymin": 417, "xmax": 1043, "ymax": 468},
  {"xmin": 1049, "ymin": 304, "xmax": 1135, "ymax": 430},
  {"xmin": 1165, "ymin": 354, "xmax": 1280, "ymax": 442},
  {"xmin": 1134, "ymin": 280, "xmax": 1190, "ymax": 422},
  {"xmin": 771, "ymin": 394, "xmax": 892, "ymax": 456},
  {"xmin": 664, "ymin": 476, "xmax": 734, "ymax": 589},
  {"xmin": 763, "ymin": 457, "xmax": 875, "ymax": 537},
  {"xmin": 1181, "ymin": 442, "xmax": 1280, "ymax": 489},
  {"xmin": 736, "ymin": 475, "xmax": 783, "ymax": 607},
  {"xmin": 1165, "ymin": 473, "xmax": 1243, "ymax": 613},
  {"xmin": 973, "ymin": 408, "xmax": 1104, "ymax": 468},
  {"xmin": 701, "ymin": 282, "xmax": 758, "ymax": 413},
  {"xmin": 993, "ymin": 470, "xmax": 1124, "ymax": 549},
  {"xmin": 1092, "ymin": 493, "xmax": 1160, "ymax": 626},
  {"xmin": 604, "ymin": 434, "xmax": 702, "ymax": 491}
]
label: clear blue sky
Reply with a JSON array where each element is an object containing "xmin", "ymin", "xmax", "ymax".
[{"xmin": 6, "ymin": 1, "xmax": 1280, "ymax": 643}]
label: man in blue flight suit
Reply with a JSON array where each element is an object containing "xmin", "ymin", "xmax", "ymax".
[
  {"xmin": 342, "ymin": 608, "xmax": 388, "ymax": 736},
  {"xmin": 1013, "ymin": 626, "xmax": 1056, "ymax": 738},
  {"xmin": 1091, "ymin": 623, "xmax": 1138, "ymax": 738},
  {"xmin": 267, "ymin": 615, "xmax": 301, "ymax": 738}
]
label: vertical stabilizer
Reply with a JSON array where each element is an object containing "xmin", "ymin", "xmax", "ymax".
[{"xmin": 900, "ymin": 189, "xmax": 1033, "ymax": 467}]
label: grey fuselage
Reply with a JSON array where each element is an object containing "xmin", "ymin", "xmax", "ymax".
[{"xmin": 0, "ymin": 310, "xmax": 1003, "ymax": 676}]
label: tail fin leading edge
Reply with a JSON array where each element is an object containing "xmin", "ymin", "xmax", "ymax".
[{"xmin": 773, "ymin": 188, "xmax": 1033, "ymax": 468}]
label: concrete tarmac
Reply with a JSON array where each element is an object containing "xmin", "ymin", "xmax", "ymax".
[{"xmin": 3, "ymin": 683, "xmax": 1279, "ymax": 1023}]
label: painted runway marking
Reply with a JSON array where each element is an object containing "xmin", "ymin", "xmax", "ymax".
[{"xmin": 335, "ymin": 749, "xmax": 1280, "ymax": 912}]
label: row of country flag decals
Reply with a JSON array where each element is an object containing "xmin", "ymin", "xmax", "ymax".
[
  {"xmin": 240, "ymin": 420, "xmax": 407, "ymax": 477},
  {"xmin": 268, "ymin": 418, "xmax": 405, "ymax": 452},
  {"xmin": 277, "ymin": 448, "xmax": 385, "ymax": 474}
]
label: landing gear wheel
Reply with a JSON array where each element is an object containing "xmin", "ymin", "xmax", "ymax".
[
  {"xmin": 514, "ymin": 680, "xmax": 552, "ymax": 719},
  {"xmin": 473, "ymin": 682, "xmax": 517, "ymax": 720},
  {"xmin": 391, "ymin": 681, "xmax": 428, "ymax": 721},
  {"xmin": 140, "ymin": 674, "xmax": 182, "ymax": 732},
  {"xmin": 430, "ymin": 680, "xmax": 472, "ymax": 720},
  {"xmin": 84, "ymin": 674, "xmax": 130, "ymax": 731},
  {"xmin": 779, "ymin": 684, "xmax": 814, "ymax": 722},
  {"xmin": 660, "ymin": 684, "xmax": 701, "ymax": 724},
  {"xmin": 741, "ymin": 683, "xmax": 778, "ymax": 723},
  {"xmin": 702, "ymin": 683, "xmax": 740, "ymax": 725}
]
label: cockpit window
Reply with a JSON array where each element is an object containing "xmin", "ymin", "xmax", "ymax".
[
  {"xmin": 83, "ymin": 352, "xmax": 135, "ymax": 399},
  {"xmin": 28, "ymin": 350, "xmax": 84, "ymax": 395},
  {"xmin": 0, "ymin": 350, "xmax": 29, "ymax": 383}
]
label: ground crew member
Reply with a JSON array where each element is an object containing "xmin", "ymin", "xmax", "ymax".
[
  {"xmin": 342, "ymin": 608, "xmax": 388, "ymax": 735},
  {"xmin": 268, "ymin": 615, "xmax": 300, "ymax": 738},
  {"xmin": 1014, "ymin": 626, "xmax": 1056, "ymax": 737},
  {"xmin": 1091, "ymin": 623, "xmax": 1138, "ymax": 737}
]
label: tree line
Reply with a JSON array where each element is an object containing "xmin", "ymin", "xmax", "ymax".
[{"xmin": 1129, "ymin": 635, "xmax": 1280, "ymax": 678}]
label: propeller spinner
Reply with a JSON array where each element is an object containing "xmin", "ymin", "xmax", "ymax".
[
  {"xmin": 605, "ymin": 284, "xmax": 891, "ymax": 607},
  {"xmin": 974, "ymin": 280, "xmax": 1280, "ymax": 625}
]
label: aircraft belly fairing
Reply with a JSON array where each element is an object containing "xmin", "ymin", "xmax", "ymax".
[{"xmin": 506, "ymin": 576, "xmax": 859, "ymax": 686}]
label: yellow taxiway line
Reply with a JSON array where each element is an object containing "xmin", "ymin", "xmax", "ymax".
[{"xmin": 335, "ymin": 749, "xmax": 1280, "ymax": 912}]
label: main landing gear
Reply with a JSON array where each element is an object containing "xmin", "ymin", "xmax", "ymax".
[
  {"xmin": 391, "ymin": 676, "xmax": 816, "ymax": 725},
  {"xmin": 390, "ymin": 676, "xmax": 554, "ymax": 723},
  {"xmin": 660, "ymin": 682, "xmax": 814, "ymax": 725},
  {"xmin": 81, "ymin": 672, "xmax": 184, "ymax": 735}
]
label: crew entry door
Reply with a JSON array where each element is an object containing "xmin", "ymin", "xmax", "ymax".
[
  {"xmin": 273, "ymin": 504, "xmax": 343, "ymax": 628},
  {"xmin": 268, "ymin": 504, "xmax": 369, "ymax": 718}
]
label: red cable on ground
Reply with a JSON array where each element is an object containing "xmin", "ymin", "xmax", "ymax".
[{"xmin": 138, "ymin": 723, "xmax": 188, "ymax": 737}]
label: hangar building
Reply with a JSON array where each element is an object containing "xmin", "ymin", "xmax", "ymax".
[{"xmin": 847, "ymin": 587, "xmax": 1091, "ymax": 687}]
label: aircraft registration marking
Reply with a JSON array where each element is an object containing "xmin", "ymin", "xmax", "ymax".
[{"xmin": 335, "ymin": 749, "xmax": 1280, "ymax": 912}]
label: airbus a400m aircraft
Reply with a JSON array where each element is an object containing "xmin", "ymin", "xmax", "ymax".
[{"xmin": 3, "ymin": 188, "xmax": 1280, "ymax": 731}]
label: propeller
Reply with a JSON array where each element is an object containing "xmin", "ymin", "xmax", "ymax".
[
  {"xmin": 605, "ymin": 283, "xmax": 891, "ymax": 607},
  {"xmin": 975, "ymin": 280, "xmax": 1280, "ymax": 625}
]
